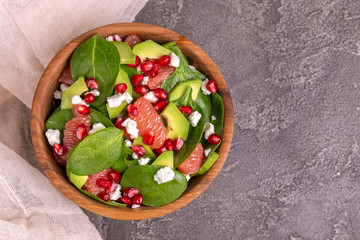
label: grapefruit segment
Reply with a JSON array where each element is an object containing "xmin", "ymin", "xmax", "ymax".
[
  {"xmin": 82, "ymin": 168, "xmax": 113, "ymax": 196},
  {"xmin": 147, "ymin": 65, "xmax": 175, "ymax": 90},
  {"xmin": 177, "ymin": 143, "xmax": 204, "ymax": 175}
]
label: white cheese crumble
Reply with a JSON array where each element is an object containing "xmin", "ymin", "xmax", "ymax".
[
  {"xmin": 204, "ymin": 148, "xmax": 211, "ymax": 157},
  {"xmin": 136, "ymin": 65, "xmax": 142, "ymax": 73},
  {"xmin": 124, "ymin": 139, "xmax": 133, "ymax": 148},
  {"xmin": 45, "ymin": 129, "xmax": 60, "ymax": 146},
  {"xmin": 211, "ymin": 115, "xmax": 217, "ymax": 121},
  {"xmin": 72, "ymin": 95, "xmax": 89, "ymax": 106},
  {"xmin": 107, "ymin": 92, "xmax": 133, "ymax": 108},
  {"xmin": 204, "ymin": 122, "xmax": 215, "ymax": 140},
  {"xmin": 132, "ymin": 153, "xmax": 139, "ymax": 159},
  {"xmin": 138, "ymin": 157, "xmax": 150, "ymax": 165},
  {"xmin": 189, "ymin": 65, "xmax": 196, "ymax": 70},
  {"xmin": 201, "ymin": 79, "xmax": 211, "ymax": 95},
  {"xmin": 53, "ymin": 90, "xmax": 62, "ymax": 99},
  {"xmin": 142, "ymin": 76, "xmax": 149, "ymax": 85},
  {"xmin": 153, "ymin": 167, "xmax": 175, "ymax": 184},
  {"xmin": 110, "ymin": 184, "xmax": 122, "ymax": 201},
  {"xmin": 121, "ymin": 118, "xmax": 139, "ymax": 139},
  {"xmin": 60, "ymin": 83, "xmax": 68, "ymax": 92},
  {"xmin": 105, "ymin": 35, "xmax": 114, "ymax": 41},
  {"xmin": 89, "ymin": 89, "xmax": 100, "ymax": 96},
  {"xmin": 169, "ymin": 53, "xmax": 180, "ymax": 67},
  {"xmin": 88, "ymin": 123, "xmax": 106, "ymax": 134},
  {"xmin": 144, "ymin": 91, "xmax": 158, "ymax": 103},
  {"xmin": 132, "ymin": 204, "xmax": 140, "ymax": 209},
  {"xmin": 185, "ymin": 174, "xmax": 191, "ymax": 181},
  {"xmin": 189, "ymin": 111, "xmax": 202, "ymax": 127}
]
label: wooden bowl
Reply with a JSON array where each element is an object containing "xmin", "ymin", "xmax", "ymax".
[{"xmin": 31, "ymin": 23, "xmax": 234, "ymax": 220}]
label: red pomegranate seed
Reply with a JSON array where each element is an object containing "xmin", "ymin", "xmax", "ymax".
[
  {"xmin": 178, "ymin": 106, "xmax": 193, "ymax": 115},
  {"xmin": 140, "ymin": 61, "xmax": 153, "ymax": 73},
  {"xmin": 97, "ymin": 192, "xmax": 110, "ymax": 202},
  {"xmin": 143, "ymin": 71, "xmax": 150, "ymax": 76},
  {"xmin": 117, "ymin": 196, "xmax": 132, "ymax": 205},
  {"xmin": 208, "ymin": 133, "xmax": 221, "ymax": 144},
  {"xmin": 53, "ymin": 143, "xmax": 64, "ymax": 156},
  {"xmin": 127, "ymin": 56, "xmax": 141, "ymax": 68},
  {"xmin": 149, "ymin": 64, "xmax": 159, "ymax": 77},
  {"xmin": 148, "ymin": 59, "xmax": 157, "ymax": 65},
  {"xmin": 124, "ymin": 187, "xmax": 140, "ymax": 198},
  {"xmin": 113, "ymin": 34, "xmax": 121, "ymax": 41},
  {"xmin": 206, "ymin": 79, "xmax": 218, "ymax": 94},
  {"xmin": 132, "ymin": 145, "xmax": 145, "ymax": 157},
  {"xmin": 165, "ymin": 139, "xmax": 174, "ymax": 151},
  {"xmin": 154, "ymin": 146, "xmax": 167, "ymax": 156},
  {"xmin": 114, "ymin": 117, "xmax": 125, "ymax": 130},
  {"xmin": 127, "ymin": 104, "xmax": 139, "ymax": 116},
  {"xmin": 96, "ymin": 178, "xmax": 112, "ymax": 189},
  {"xmin": 154, "ymin": 99, "xmax": 168, "ymax": 112},
  {"xmin": 158, "ymin": 55, "xmax": 171, "ymax": 66},
  {"xmin": 105, "ymin": 181, "xmax": 118, "ymax": 194},
  {"xmin": 132, "ymin": 74, "xmax": 144, "ymax": 87},
  {"xmin": 143, "ymin": 131, "xmax": 155, "ymax": 145},
  {"xmin": 86, "ymin": 78, "xmax": 98, "ymax": 90},
  {"xmin": 153, "ymin": 88, "xmax": 167, "ymax": 100},
  {"xmin": 173, "ymin": 137, "xmax": 184, "ymax": 151},
  {"xmin": 84, "ymin": 93, "xmax": 96, "ymax": 103},
  {"xmin": 76, "ymin": 104, "xmax": 90, "ymax": 115},
  {"xmin": 134, "ymin": 85, "xmax": 148, "ymax": 96},
  {"xmin": 76, "ymin": 124, "xmax": 87, "ymax": 141},
  {"xmin": 115, "ymin": 83, "xmax": 127, "ymax": 94},
  {"xmin": 107, "ymin": 170, "xmax": 121, "ymax": 183},
  {"xmin": 132, "ymin": 194, "xmax": 143, "ymax": 205}
]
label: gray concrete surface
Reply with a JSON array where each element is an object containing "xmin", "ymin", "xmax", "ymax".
[{"xmin": 85, "ymin": 0, "xmax": 360, "ymax": 239}]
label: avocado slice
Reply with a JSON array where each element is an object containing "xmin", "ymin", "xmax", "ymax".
[
  {"xmin": 194, "ymin": 152, "xmax": 219, "ymax": 176},
  {"xmin": 168, "ymin": 78, "xmax": 202, "ymax": 102},
  {"xmin": 133, "ymin": 136, "xmax": 156, "ymax": 159},
  {"xmin": 132, "ymin": 40, "xmax": 172, "ymax": 62},
  {"xmin": 112, "ymin": 41, "xmax": 136, "ymax": 64},
  {"xmin": 151, "ymin": 151, "xmax": 174, "ymax": 169},
  {"xmin": 61, "ymin": 76, "xmax": 88, "ymax": 109},
  {"xmin": 106, "ymin": 68, "xmax": 133, "ymax": 119},
  {"xmin": 66, "ymin": 165, "xmax": 88, "ymax": 189},
  {"xmin": 161, "ymin": 102, "xmax": 190, "ymax": 141}
]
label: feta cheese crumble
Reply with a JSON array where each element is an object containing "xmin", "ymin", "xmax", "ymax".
[
  {"xmin": 185, "ymin": 174, "xmax": 191, "ymax": 181},
  {"xmin": 88, "ymin": 123, "xmax": 106, "ymax": 134},
  {"xmin": 60, "ymin": 83, "xmax": 68, "ymax": 92},
  {"xmin": 153, "ymin": 167, "xmax": 175, "ymax": 184},
  {"xmin": 110, "ymin": 184, "xmax": 122, "ymax": 201},
  {"xmin": 124, "ymin": 139, "xmax": 133, "ymax": 148},
  {"xmin": 132, "ymin": 153, "xmax": 139, "ymax": 159},
  {"xmin": 121, "ymin": 118, "xmax": 139, "ymax": 139},
  {"xmin": 132, "ymin": 204, "xmax": 140, "ymax": 209},
  {"xmin": 138, "ymin": 157, "xmax": 150, "ymax": 165},
  {"xmin": 89, "ymin": 89, "xmax": 100, "ymax": 96},
  {"xmin": 72, "ymin": 95, "xmax": 89, "ymax": 106},
  {"xmin": 189, "ymin": 111, "xmax": 202, "ymax": 127},
  {"xmin": 107, "ymin": 92, "xmax": 133, "ymax": 108},
  {"xmin": 142, "ymin": 76, "xmax": 149, "ymax": 85},
  {"xmin": 144, "ymin": 91, "xmax": 158, "ymax": 103},
  {"xmin": 45, "ymin": 129, "xmax": 60, "ymax": 146},
  {"xmin": 211, "ymin": 115, "xmax": 217, "ymax": 121},
  {"xmin": 189, "ymin": 65, "xmax": 196, "ymax": 70},
  {"xmin": 53, "ymin": 90, "xmax": 62, "ymax": 99},
  {"xmin": 201, "ymin": 79, "xmax": 211, "ymax": 95},
  {"xmin": 204, "ymin": 148, "xmax": 211, "ymax": 157},
  {"xmin": 105, "ymin": 35, "xmax": 114, "ymax": 41},
  {"xmin": 169, "ymin": 53, "xmax": 180, "ymax": 67},
  {"xmin": 204, "ymin": 122, "xmax": 215, "ymax": 140}
]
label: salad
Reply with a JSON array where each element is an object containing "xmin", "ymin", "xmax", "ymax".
[{"xmin": 44, "ymin": 33, "xmax": 224, "ymax": 208}]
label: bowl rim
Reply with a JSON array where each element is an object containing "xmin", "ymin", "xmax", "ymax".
[{"xmin": 31, "ymin": 22, "xmax": 234, "ymax": 220}]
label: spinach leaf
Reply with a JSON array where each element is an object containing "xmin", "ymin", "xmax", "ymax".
[
  {"xmin": 171, "ymin": 86, "xmax": 193, "ymax": 107},
  {"xmin": 120, "ymin": 64, "xmax": 141, "ymax": 79},
  {"xmin": 124, "ymin": 158, "xmax": 139, "ymax": 168},
  {"xmin": 120, "ymin": 165, "xmax": 187, "ymax": 206},
  {"xmin": 195, "ymin": 90, "xmax": 212, "ymax": 123},
  {"xmin": 111, "ymin": 157, "xmax": 127, "ymax": 173},
  {"xmin": 70, "ymin": 34, "xmax": 120, "ymax": 107},
  {"xmin": 80, "ymin": 189, "xmax": 126, "ymax": 207},
  {"xmin": 68, "ymin": 127, "xmax": 123, "ymax": 175}
]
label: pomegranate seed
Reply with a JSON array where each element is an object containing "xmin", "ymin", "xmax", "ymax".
[
  {"xmin": 127, "ymin": 56, "xmax": 141, "ymax": 68},
  {"xmin": 113, "ymin": 34, "xmax": 121, "ymax": 41},
  {"xmin": 153, "ymin": 88, "xmax": 167, "ymax": 100},
  {"xmin": 134, "ymin": 85, "xmax": 148, "ymax": 95},
  {"xmin": 154, "ymin": 99, "xmax": 168, "ymax": 112},
  {"xmin": 127, "ymin": 104, "xmax": 139, "ymax": 116},
  {"xmin": 115, "ymin": 83, "xmax": 127, "ymax": 94},
  {"xmin": 96, "ymin": 178, "xmax": 112, "ymax": 188},
  {"xmin": 132, "ymin": 145, "xmax": 145, "ymax": 157},
  {"xmin": 124, "ymin": 187, "xmax": 140, "ymax": 198},
  {"xmin": 132, "ymin": 74, "xmax": 144, "ymax": 87},
  {"xmin": 132, "ymin": 194, "xmax": 143, "ymax": 205},
  {"xmin": 76, "ymin": 104, "xmax": 90, "ymax": 115},
  {"xmin": 117, "ymin": 196, "xmax": 132, "ymax": 205},
  {"xmin": 178, "ymin": 106, "xmax": 193, "ymax": 115},
  {"xmin": 143, "ymin": 131, "xmax": 155, "ymax": 145},
  {"xmin": 208, "ymin": 133, "xmax": 221, "ymax": 144},
  {"xmin": 97, "ymin": 192, "xmax": 110, "ymax": 202},
  {"xmin": 76, "ymin": 124, "xmax": 87, "ymax": 141},
  {"xmin": 107, "ymin": 170, "xmax": 121, "ymax": 183},
  {"xmin": 114, "ymin": 117, "xmax": 125, "ymax": 130},
  {"xmin": 148, "ymin": 59, "xmax": 157, "ymax": 65},
  {"xmin": 206, "ymin": 79, "xmax": 218, "ymax": 94},
  {"xmin": 165, "ymin": 139, "xmax": 174, "ymax": 151},
  {"xmin": 84, "ymin": 93, "xmax": 96, "ymax": 103},
  {"xmin": 173, "ymin": 137, "xmax": 184, "ymax": 151},
  {"xmin": 154, "ymin": 146, "xmax": 167, "ymax": 156},
  {"xmin": 149, "ymin": 64, "xmax": 159, "ymax": 77},
  {"xmin": 86, "ymin": 78, "xmax": 98, "ymax": 90},
  {"xmin": 158, "ymin": 55, "xmax": 171, "ymax": 66},
  {"xmin": 53, "ymin": 143, "xmax": 64, "ymax": 156},
  {"xmin": 140, "ymin": 61, "xmax": 153, "ymax": 73},
  {"xmin": 143, "ymin": 71, "xmax": 150, "ymax": 76},
  {"xmin": 105, "ymin": 181, "xmax": 118, "ymax": 194}
]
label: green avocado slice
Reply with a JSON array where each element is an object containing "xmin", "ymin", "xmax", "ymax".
[
  {"xmin": 113, "ymin": 41, "xmax": 136, "ymax": 64},
  {"xmin": 168, "ymin": 78, "xmax": 202, "ymax": 102},
  {"xmin": 132, "ymin": 40, "xmax": 172, "ymax": 61},
  {"xmin": 60, "ymin": 76, "xmax": 88, "ymax": 109},
  {"xmin": 161, "ymin": 102, "xmax": 189, "ymax": 141}
]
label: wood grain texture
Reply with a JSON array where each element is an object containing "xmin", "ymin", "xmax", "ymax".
[{"xmin": 30, "ymin": 23, "xmax": 234, "ymax": 220}]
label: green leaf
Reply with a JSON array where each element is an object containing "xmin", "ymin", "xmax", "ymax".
[
  {"xmin": 70, "ymin": 34, "xmax": 120, "ymax": 107},
  {"xmin": 80, "ymin": 189, "xmax": 126, "ymax": 207},
  {"xmin": 120, "ymin": 165, "xmax": 187, "ymax": 206},
  {"xmin": 120, "ymin": 64, "xmax": 141, "ymax": 79},
  {"xmin": 68, "ymin": 127, "xmax": 123, "ymax": 175},
  {"xmin": 195, "ymin": 90, "xmax": 212, "ymax": 123}
]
